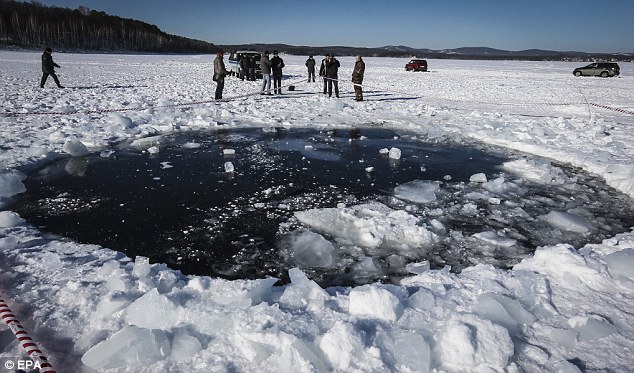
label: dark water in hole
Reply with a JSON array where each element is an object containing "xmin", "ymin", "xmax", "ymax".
[{"xmin": 9, "ymin": 127, "xmax": 634, "ymax": 287}]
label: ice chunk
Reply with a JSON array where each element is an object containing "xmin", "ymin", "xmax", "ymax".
[
  {"xmin": 542, "ymin": 211, "xmax": 593, "ymax": 233},
  {"xmin": 0, "ymin": 211, "xmax": 25, "ymax": 227},
  {"xmin": 405, "ymin": 261, "xmax": 431, "ymax": 275},
  {"xmin": 438, "ymin": 313, "xmax": 513, "ymax": 370},
  {"xmin": 349, "ymin": 285, "xmax": 403, "ymax": 322},
  {"xmin": 126, "ymin": 288, "xmax": 180, "ymax": 329},
  {"xmin": 475, "ymin": 293, "xmax": 536, "ymax": 334},
  {"xmin": 280, "ymin": 230, "xmax": 337, "ymax": 268},
  {"xmin": 294, "ymin": 202, "xmax": 435, "ymax": 250},
  {"xmin": 0, "ymin": 170, "xmax": 27, "ymax": 198},
  {"xmin": 279, "ymin": 268, "xmax": 329, "ymax": 309},
  {"xmin": 472, "ymin": 231, "xmax": 517, "ymax": 247},
  {"xmin": 96, "ymin": 293, "xmax": 132, "ymax": 316},
  {"xmin": 224, "ymin": 161, "xmax": 234, "ymax": 173},
  {"xmin": 470, "ymin": 173, "xmax": 488, "ymax": 183},
  {"xmin": 388, "ymin": 147, "xmax": 401, "ymax": 159},
  {"xmin": 319, "ymin": 321, "xmax": 365, "ymax": 370},
  {"xmin": 503, "ymin": 159, "xmax": 566, "ymax": 185},
  {"xmin": 0, "ymin": 236, "xmax": 18, "ymax": 250},
  {"xmin": 81, "ymin": 325, "xmax": 171, "ymax": 370},
  {"xmin": 147, "ymin": 146, "xmax": 160, "ymax": 154},
  {"xmin": 568, "ymin": 314, "xmax": 616, "ymax": 341},
  {"xmin": 379, "ymin": 330, "xmax": 431, "ymax": 373},
  {"xmin": 111, "ymin": 113, "xmax": 133, "ymax": 128},
  {"xmin": 604, "ymin": 249, "xmax": 634, "ymax": 280},
  {"xmin": 170, "ymin": 329, "xmax": 203, "ymax": 362},
  {"xmin": 62, "ymin": 138, "xmax": 90, "ymax": 156},
  {"xmin": 393, "ymin": 180, "xmax": 440, "ymax": 203},
  {"xmin": 223, "ymin": 148, "xmax": 235, "ymax": 155},
  {"xmin": 130, "ymin": 135, "xmax": 164, "ymax": 150},
  {"xmin": 132, "ymin": 256, "xmax": 152, "ymax": 278},
  {"xmin": 408, "ymin": 287, "xmax": 435, "ymax": 310}
]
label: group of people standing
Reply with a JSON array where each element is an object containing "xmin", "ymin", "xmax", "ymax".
[
  {"xmin": 259, "ymin": 50, "xmax": 285, "ymax": 95},
  {"xmin": 305, "ymin": 53, "xmax": 364, "ymax": 100},
  {"xmin": 213, "ymin": 51, "xmax": 365, "ymax": 101}
]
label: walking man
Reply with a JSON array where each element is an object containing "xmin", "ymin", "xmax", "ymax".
[
  {"xmin": 40, "ymin": 47, "xmax": 64, "ymax": 88},
  {"xmin": 305, "ymin": 55, "xmax": 316, "ymax": 82},
  {"xmin": 213, "ymin": 51, "xmax": 227, "ymax": 100},
  {"xmin": 352, "ymin": 55, "xmax": 365, "ymax": 101},
  {"xmin": 271, "ymin": 50, "xmax": 285, "ymax": 94}
]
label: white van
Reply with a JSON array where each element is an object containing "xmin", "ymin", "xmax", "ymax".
[{"xmin": 227, "ymin": 51, "xmax": 262, "ymax": 79}]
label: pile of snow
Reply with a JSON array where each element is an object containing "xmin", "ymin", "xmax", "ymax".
[{"xmin": 0, "ymin": 52, "xmax": 633, "ymax": 372}]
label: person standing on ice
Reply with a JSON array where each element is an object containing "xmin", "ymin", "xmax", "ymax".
[
  {"xmin": 318, "ymin": 53, "xmax": 329, "ymax": 94},
  {"xmin": 260, "ymin": 50, "xmax": 273, "ymax": 95},
  {"xmin": 352, "ymin": 55, "xmax": 365, "ymax": 101},
  {"xmin": 305, "ymin": 55, "xmax": 316, "ymax": 82},
  {"xmin": 213, "ymin": 51, "xmax": 227, "ymax": 100},
  {"xmin": 40, "ymin": 47, "xmax": 64, "ymax": 89},
  {"xmin": 271, "ymin": 50, "xmax": 285, "ymax": 94},
  {"xmin": 322, "ymin": 53, "xmax": 340, "ymax": 98}
]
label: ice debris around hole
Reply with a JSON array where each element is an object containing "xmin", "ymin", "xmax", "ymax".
[
  {"xmin": 81, "ymin": 325, "xmax": 171, "ymax": 370},
  {"xmin": 348, "ymin": 285, "xmax": 405, "ymax": 322},
  {"xmin": 393, "ymin": 180, "xmax": 440, "ymax": 204},
  {"xmin": 568, "ymin": 314, "xmax": 616, "ymax": 341},
  {"xmin": 293, "ymin": 202, "xmax": 436, "ymax": 250},
  {"xmin": 0, "ymin": 211, "xmax": 26, "ymax": 227},
  {"xmin": 224, "ymin": 161, "xmax": 235, "ymax": 173},
  {"xmin": 541, "ymin": 211, "xmax": 595, "ymax": 234},
  {"xmin": 0, "ymin": 170, "xmax": 27, "ymax": 199},
  {"xmin": 62, "ymin": 137, "xmax": 90, "ymax": 157}
]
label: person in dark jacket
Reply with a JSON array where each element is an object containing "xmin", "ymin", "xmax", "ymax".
[
  {"xmin": 213, "ymin": 51, "xmax": 227, "ymax": 100},
  {"xmin": 322, "ymin": 53, "xmax": 340, "ymax": 98},
  {"xmin": 271, "ymin": 50, "xmax": 285, "ymax": 94},
  {"xmin": 248, "ymin": 56, "xmax": 256, "ymax": 81},
  {"xmin": 352, "ymin": 55, "xmax": 365, "ymax": 101},
  {"xmin": 318, "ymin": 53, "xmax": 329, "ymax": 94},
  {"xmin": 239, "ymin": 55, "xmax": 248, "ymax": 81},
  {"xmin": 305, "ymin": 55, "xmax": 316, "ymax": 82},
  {"xmin": 40, "ymin": 47, "xmax": 64, "ymax": 88}
]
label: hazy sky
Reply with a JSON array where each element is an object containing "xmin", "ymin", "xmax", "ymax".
[{"xmin": 28, "ymin": 0, "xmax": 634, "ymax": 53}]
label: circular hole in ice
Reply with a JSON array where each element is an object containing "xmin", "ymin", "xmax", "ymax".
[{"xmin": 10, "ymin": 127, "xmax": 634, "ymax": 287}]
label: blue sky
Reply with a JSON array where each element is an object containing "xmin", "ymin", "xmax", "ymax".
[{"xmin": 30, "ymin": 0, "xmax": 634, "ymax": 53}]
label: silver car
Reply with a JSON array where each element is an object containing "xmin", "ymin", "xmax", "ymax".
[{"xmin": 573, "ymin": 62, "xmax": 620, "ymax": 77}]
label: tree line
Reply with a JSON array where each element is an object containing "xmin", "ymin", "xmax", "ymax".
[{"xmin": 0, "ymin": 0, "xmax": 216, "ymax": 53}]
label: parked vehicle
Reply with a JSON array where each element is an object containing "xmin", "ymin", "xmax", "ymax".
[
  {"xmin": 573, "ymin": 62, "xmax": 620, "ymax": 77},
  {"xmin": 227, "ymin": 51, "xmax": 262, "ymax": 79},
  {"xmin": 405, "ymin": 59, "xmax": 428, "ymax": 72}
]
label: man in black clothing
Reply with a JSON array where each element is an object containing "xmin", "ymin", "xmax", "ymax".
[
  {"xmin": 271, "ymin": 50, "xmax": 285, "ymax": 94},
  {"xmin": 40, "ymin": 47, "xmax": 64, "ymax": 88},
  {"xmin": 324, "ymin": 54, "xmax": 340, "ymax": 98},
  {"xmin": 305, "ymin": 55, "xmax": 316, "ymax": 82}
]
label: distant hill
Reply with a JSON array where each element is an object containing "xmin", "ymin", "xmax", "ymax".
[
  {"xmin": 0, "ymin": 0, "xmax": 216, "ymax": 53},
  {"xmin": 220, "ymin": 44, "xmax": 631, "ymax": 62},
  {"xmin": 0, "ymin": 0, "xmax": 630, "ymax": 61}
]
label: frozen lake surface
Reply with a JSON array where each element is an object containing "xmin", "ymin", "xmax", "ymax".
[{"xmin": 1, "ymin": 52, "xmax": 633, "ymax": 372}]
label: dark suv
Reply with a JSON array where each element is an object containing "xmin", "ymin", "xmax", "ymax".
[
  {"xmin": 405, "ymin": 59, "xmax": 428, "ymax": 72},
  {"xmin": 573, "ymin": 62, "xmax": 620, "ymax": 77}
]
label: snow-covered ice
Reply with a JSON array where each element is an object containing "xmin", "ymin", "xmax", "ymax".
[{"xmin": 0, "ymin": 51, "xmax": 633, "ymax": 372}]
